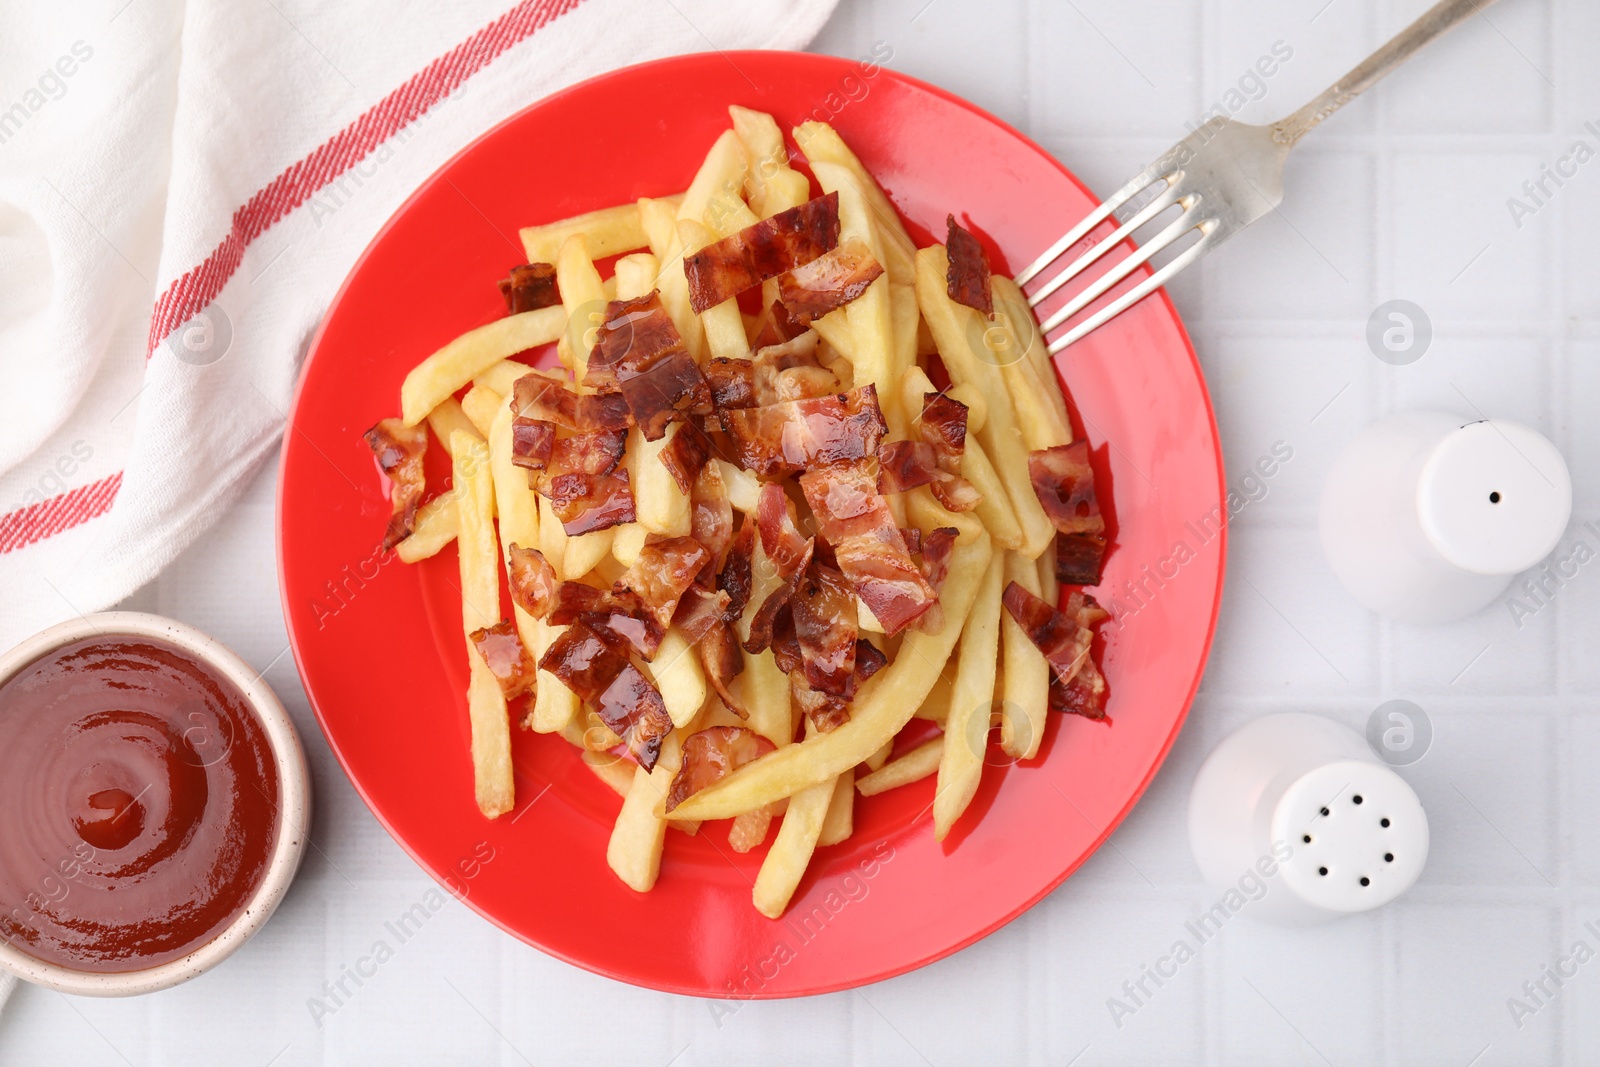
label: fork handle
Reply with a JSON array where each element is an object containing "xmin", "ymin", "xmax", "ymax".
[{"xmin": 1271, "ymin": 0, "xmax": 1500, "ymax": 146}]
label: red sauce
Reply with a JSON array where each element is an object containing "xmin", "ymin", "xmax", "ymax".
[{"xmin": 0, "ymin": 636, "xmax": 279, "ymax": 972}]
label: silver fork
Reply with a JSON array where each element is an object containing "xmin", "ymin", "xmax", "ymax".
[{"xmin": 1015, "ymin": 0, "xmax": 1500, "ymax": 353}]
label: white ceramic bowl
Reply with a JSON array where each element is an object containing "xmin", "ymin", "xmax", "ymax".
[{"xmin": 0, "ymin": 611, "xmax": 311, "ymax": 996}]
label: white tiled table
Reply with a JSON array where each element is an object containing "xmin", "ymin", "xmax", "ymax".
[{"xmin": 4, "ymin": 0, "xmax": 1596, "ymax": 1062}]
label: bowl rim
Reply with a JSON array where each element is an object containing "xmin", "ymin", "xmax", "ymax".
[{"xmin": 0, "ymin": 611, "xmax": 312, "ymax": 997}]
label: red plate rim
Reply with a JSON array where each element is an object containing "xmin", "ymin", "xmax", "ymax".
[{"xmin": 277, "ymin": 49, "xmax": 1226, "ymax": 997}]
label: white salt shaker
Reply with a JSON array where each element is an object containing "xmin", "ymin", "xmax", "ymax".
[
  {"xmin": 1320, "ymin": 411, "xmax": 1571, "ymax": 624},
  {"xmin": 1188, "ymin": 713, "xmax": 1428, "ymax": 925}
]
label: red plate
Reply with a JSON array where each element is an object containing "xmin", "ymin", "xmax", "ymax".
[{"xmin": 278, "ymin": 51, "xmax": 1224, "ymax": 998}]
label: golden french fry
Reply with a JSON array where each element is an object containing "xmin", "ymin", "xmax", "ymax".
[
  {"xmin": 857, "ymin": 736, "xmax": 944, "ymax": 796},
  {"xmin": 889, "ymin": 283, "xmax": 920, "ymax": 388},
  {"xmin": 425, "ymin": 398, "xmax": 480, "ymax": 457},
  {"xmin": 583, "ymin": 748, "xmax": 635, "ymax": 798},
  {"xmin": 536, "ymin": 495, "xmax": 566, "ymax": 576},
  {"xmin": 460, "ymin": 385, "xmax": 503, "ymax": 439},
  {"xmin": 680, "ymin": 129, "xmax": 750, "ymax": 238},
  {"xmin": 654, "ymin": 630, "xmax": 708, "ymax": 729},
  {"xmin": 962, "ymin": 436, "xmax": 1024, "ymax": 550},
  {"xmin": 395, "ymin": 490, "xmax": 459, "ymax": 563},
  {"xmin": 933, "ymin": 549, "xmax": 1004, "ymax": 840},
  {"xmin": 629, "ymin": 424, "xmax": 692, "ymax": 536},
  {"xmin": 793, "ymin": 121, "xmax": 918, "ymax": 285},
  {"xmin": 717, "ymin": 460, "xmax": 761, "ymax": 514},
  {"xmin": 865, "ymin": 739, "xmax": 893, "ymax": 772},
  {"xmin": 946, "ymin": 382, "xmax": 989, "ymax": 433},
  {"xmin": 452, "ymin": 431, "xmax": 514, "ymax": 819},
  {"xmin": 809, "ymin": 308, "xmax": 856, "ymax": 364},
  {"xmin": 1000, "ymin": 551, "xmax": 1051, "ymax": 760},
  {"xmin": 671, "ymin": 535, "xmax": 990, "ymax": 821},
  {"xmin": 751, "ymin": 776, "xmax": 832, "ymax": 918},
  {"xmin": 729, "ymin": 106, "xmax": 792, "ymax": 217},
  {"xmin": 818, "ymin": 773, "xmax": 854, "ymax": 847},
  {"xmin": 678, "ymin": 218, "xmax": 751, "ymax": 361},
  {"xmin": 613, "ymin": 252, "xmax": 659, "ymax": 302},
  {"xmin": 607, "ymin": 733, "xmax": 683, "ymax": 892},
  {"xmin": 401, "ymin": 307, "xmax": 565, "ymax": 425},
  {"xmin": 474, "ymin": 360, "xmax": 548, "ymax": 400},
  {"xmin": 611, "ymin": 521, "xmax": 648, "ymax": 567},
  {"xmin": 557, "ymin": 234, "xmax": 607, "ymax": 383},
  {"xmin": 518, "ymin": 199, "xmax": 677, "ymax": 265},
  {"xmin": 563, "ymin": 529, "xmax": 614, "ymax": 580},
  {"xmin": 914, "ymin": 669, "xmax": 953, "ymax": 722},
  {"xmin": 907, "ymin": 485, "xmax": 984, "ymax": 545},
  {"xmin": 725, "ymin": 539, "xmax": 793, "ymax": 749},
  {"xmin": 1038, "ymin": 539, "xmax": 1059, "ymax": 607},
  {"xmin": 638, "ymin": 197, "xmax": 705, "ymax": 361},
  {"xmin": 992, "ymin": 275, "xmax": 1073, "ymax": 443},
  {"xmin": 916, "ymin": 245, "xmax": 1054, "ymax": 558}
]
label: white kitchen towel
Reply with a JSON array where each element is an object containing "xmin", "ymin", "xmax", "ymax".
[{"xmin": 0, "ymin": 0, "xmax": 838, "ymax": 652}]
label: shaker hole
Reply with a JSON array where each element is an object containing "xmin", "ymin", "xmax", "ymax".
[{"xmin": 1489, "ymin": 491, "xmax": 1501, "ymax": 503}]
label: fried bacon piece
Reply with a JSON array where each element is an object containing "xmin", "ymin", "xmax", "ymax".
[
  {"xmin": 911, "ymin": 526, "xmax": 960, "ymax": 635},
  {"xmin": 673, "ymin": 583, "xmax": 731, "ymax": 644},
  {"xmin": 684, "ymin": 191, "xmax": 840, "ymax": 313},
  {"xmin": 876, "ymin": 440, "xmax": 941, "ymax": 495},
  {"xmin": 791, "ymin": 639, "xmax": 887, "ymax": 733},
  {"xmin": 724, "ymin": 384, "xmax": 887, "ymax": 476},
  {"xmin": 698, "ymin": 620, "xmax": 747, "ymax": 719},
  {"xmin": 791, "ymin": 563, "xmax": 858, "ymax": 696},
  {"xmin": 617, "ymin": 536, "xmax": 709, "ymax": 629},
  {"xmin": 744, "ymin": 548, "xmax": 813, "ymax": 655},
  {"xmin": 586, "ymin": 293, "xmax": 712, "ymax": 440},
  {"xmin": 800, "ymin": 464, "xmax": 937, "ymax": 636},
  {"xmin": 548, "ymin": 582, "xmax": 664, "ymax": 659},
  {"xmin": 946, "ymin": 215, "xmax": 993, "ymax": 316},
  {"xmin": 510, "ymin": 416, "xmax": 556, "ymax": 472},
  {"xmin": 469, "ymin": 620, "xmax": 538, "ymax": 700},
  {"xmin": 664, "ymin": 726, "xmax": 775, "ymax": 811},
  {"xmin": 507, "ymin": 545, "xmax": 559, "ymax": 619},
  {"xmin": 719, "ymin": 521, "xmax": 757, "ymax": 623},
  {"xmin": 921, "ymin": 392, "xmax": 980, "ymax": 511},
  {"xmin": 658, "ymin": 421, "xmax": 712, "ymax": 495},
  {"xmin": 510, "ymin": 372, "xmax": 632, "ymax": 434},
  {"xmin": 690, "ymin": 459, "xmax": 734, "ymax": 571},
  {"xmin": 363, "ymin": 418, "xmax": 428, "ymax": 551},
  {"xmin": 756, "ymin": 482, "xmax": 812, "ymax": 577},
  {"xmin": 754, "ymin": 332, "xmax": 837, "ymax": 403},
  {"xmin": 1003, "ymin": 583, "xmax": 1110, "ymax": 720},
  {"xmin": 776, "ymin": 237, "xmax": 885, "ymax": 324},
  {"xmin": 1029, "ymin": 441, "xmax": 1103, "ymax": 535},
  {"xmin": 750, "ymin": 299, "xmax": 808, "ymax": 349},
  {"xmin": 705, "ymin": 358, "xmax": 759, "ymax": 416},
  {"xmin": 1056, "ymin": 532, "xmax": 1108, "ymax": 587},
  {"xmin": 547, "ymin": 470, "xmax": 636, "ymax": 534},
  {"xmin": 497, "ymin": 262, "xmax": 560, "ymax": 314},
  {"xmin": 1047, "ymin": 593, "xmax": 1111, "ymax": 720},
  {"xmin": 540, "ymin": 619, "xmax": 672, "ymax": 771}
]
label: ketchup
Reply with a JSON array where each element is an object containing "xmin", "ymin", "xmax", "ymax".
[{"xmin": 0, "ymin": 636, "xmax": 279, "ymax": 971}]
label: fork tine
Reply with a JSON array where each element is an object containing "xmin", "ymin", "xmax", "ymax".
[
  {"xmin": 1045, "ymin": 235, "xmax": 1211, "ymax": 354},
  {"xmin": 1013, "ymin": 166, "xmax": 1175, "ymax": 286},
  {"xmin": 1027, "ymin": 182, "xmax": 1183, "ymax": 307},
  {"xmin": 1036, "ymin": 208, "xmax": 1199, "ymax": 337}
]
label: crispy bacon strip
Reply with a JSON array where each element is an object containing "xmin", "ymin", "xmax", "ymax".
[
  {"xmin": 791, "ymin": 638, "xmax": 887, "ymax": 733},
  {"xmin": 549, "ymin": 582, "xmax": 664, "ymax": 659},
  {"xmin": 1047, "ymin": 593, "xmax": 1111, "ymax": 720},
  {"xmin": 507, "ymin": 545, "xmax": 559, "ymax": 619},
  {"xmin": 673, "ymin": 584, "xmax": 731, "ymax": 644},
  {"xmin": 920, "ymin": 527, "xmax": 959, "ymax": 589},
  {"xmin": 617, "ymin": 536, "xmax": 709, "ymax": 629},
  {"xmin": 750, "ymin": 299, "xmax": 808, "ymax": 349},
  {"xmin": 664, "ymin": 726, "xmax": 774, "ymax": 811},
  {"xmin": 791, "ymin": 563, "xmax": 858, "ymax": 696},
  {"xmin": 363, "ymin": 418, "xmax": 428, "ymax": 551},
  {"xmin": 540, "ymin": 619, "xmax": 672, "ymax": 770},
  {"xmin": 876, "ymin": 440, "xmax": 940, "ymax": 495},
  {"xmin": 1056, "ymin": 532, "xmax": 1108, "ymax": 587},
  {"xmin": 776, "ymin": 237, "xmax": 884, "ymax": 324},
  {"xmin": 587, "ymin": 293, "xmax": 712, "ymax": 440},
  {"xmin": 497, "ymin": 262, "xmax": 560, "ymax": 314},
  {"xmin": 744, "ymin": 545, "xmax": 813, "ymax": 655},
  {"xmin": 659, "ymin": 422, "xmax": 712, "ymax": 495},
  {"xmin": 753, "ymin": 332, "xmax": 837, "ymax": 403},
  {"xmin": 800, "ymin": 464, "xmax": 937, "ymax": 636},
  {"xmin": 719, "ymin": 521, "xmax": 757, "ymax": 623},
  {"xmin": 756, "ymin": 482, "xmax": 812, "ymax": 577},
  {"xmin": 724, "ymin": 384, "xmax": 887, "ymax": 476},
  {"xmin": 690, "ymin": 459, "xmax": 734, "ymax": 571},
  {"xmin": 469, "ymin": 620, "xmax": 538, "ymax": 699},
  {"xmin": 698, "ymin": 620, "xmax": 747, "ymax": 720},
  {"xmin": 510, "ymin": 373, "xmax": 631, "ymax": 434},
  {"xmin": 510, "ymin": 416, "xmax": 556, "ymax": 472},
  {"xmin": 1029, "ymin": 441, "xmax": 1104, "ymax": 535},
  {"xmin": 547, "ymin": 470, "xmax": 636, "ymax": 534},
  {"xmin": 921, "ymin": 392, "xmax": 979, "ymax": 511},
  {"xmin": 683, "ymin": 192, "xmax": 841, "ymax": 313},
  {"xmin": 946, "ymin": 215, "xmax": 993, "ymax": 316}
]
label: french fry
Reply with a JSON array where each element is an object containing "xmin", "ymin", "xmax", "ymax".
[
  {"xmin": 987, "ymin": 290, "xmax": 1071, "ymax": 453},
  {"xmin": 865, "ymin": 739, "xmax": 893, "ymax": 772},
  {"xmin": 1000, "ymin": 551, "xmax": 1051, "ymax": 760},
  {"xmin": 518, "ymin": 199, "xmax": 679, "ymax": 265},
  {"xmin": 962, "ymin": 435, "xmax": 1024, "ymax": 551},
  {"xmin": 679, "ymin": 129, "xmax": 750, "ymax": 237},
  {"xmin": 473, "ymin": 359, "xmax": 541, "ymax": 399},
  {"xmin": 611, "ymin": 521, "xmax": 648, "ymax": 567},
  {"xmin": 400, "ymin": 306, "xmax": 565, "ymax": 425},
  {"xmin": 889, "ymin": 283, "xmax": 920, "ymax": 387},
  {"xmin": 728, "ymin": 539, "xmax": 792, "ymax": 748},
  {"xmin": 639, "ymin": 196, "xmax": 705, "ymax": 361},
  {"xmin": 1038, "ymin": 539, "xmax": 1059, "ymax": 607},
  {"xmin": 653, "ymin": 630, "xmax": 708, "ymax": 729},
  {"xmin": 395, "ymin": 490, "xmax": 459, "ymax": 563},
  {"xmin": 751, "ymin": 776, "xmax": 833, "ymax": 918},
  {"xmin": 583, "ymin": 749, "xmax": 635, "ymax": 798},
  {"xmin": 451, "ymin": 431, "xmax": 514, "ymax": 818},
  {"xmin": 717, "ymin": 460, "xmax": 761, "ymax": 514},
  {"xmin": 932, "ymin": 549, "xmax": 1004, "ymax": 840},
  {"xmin": 809, "ymin": 308, "xmax": 856, "ymax": 364},
  {"xmin": 459, "ymin": 385, "xmax": 503, "ymax": 439},
  {"xmin": 818, "ymin": 773, "xmax": 854, "ymax": 847},
  {"xmin": 914, "ymin": 669, "xmax": 953, "ymax": 722},
  {"xmin": 607, "ymin": 732, "xmax": 683, "ymax": 892},
  {"xmin": 678, "ymin": 218, "xmax": 751, "ymax": 361},
  {"xmin": 907, "ymin": 485, "xmax": 984, "ymax": 545},
  {"xmin": 992, "ymin": 276, "xmax": 1073, "ymax": 443},
  {"xmin": 857, "ymin": 736, "xmax": 944, "ymax": 796},
  {"xmin": 946, "ymin": 382, "xmax": 989, "ymax": 433},
  {"xmin": 793, "ymin": 121, "xmax": 918, "ymax": 285},
  {"xmin": 613, "ymin": 252, "xmax": 659, "ymax": 302},
  {"xmin": 630, "ymin": 424, "xmax": 692, "ymax": 536},
  {"xmin": 916, "ymin": 245, "xmax": 1054, "ymax": 558},
  {"xmin": 901, "ymin": 366, "xmax": 988, "ymax": 435},
  {"xmin": 557, "ymin": 234, "xmax": 607, "ymax": 383},
  {"xmin": 730, "ymin": 105, "xmax": 807, "ymax": 218},
  {"xmin": 562, "ymin": 529, "xmax": 614, "ymax": 580},
  {"xmin": 671, "ymin": 535, "xmax": 990, "ymax": 821},
  {"xmin": 425, "ymin": 398, "xmax": 480, "ymax": 457}
]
